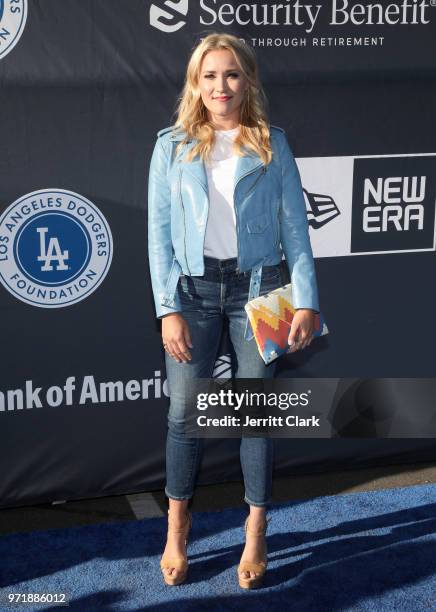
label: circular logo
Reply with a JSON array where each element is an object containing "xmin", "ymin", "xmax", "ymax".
[
  {"xmin": 0, "ymin": 189, "xmax": 113, "ymax": 307},
  {"xmin": 0, "ymin": 0, "xmax": 28, "ymax": 60}
]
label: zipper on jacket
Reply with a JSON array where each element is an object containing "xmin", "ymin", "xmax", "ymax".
[
  {"xmin": 233, "ymin": 162, "xmax": 265, "ymax": 270},
  {"xmin": 242, "ymin": 164, "xmax": 266, "ymax": 200},
  {"xmin": 178, "ymin": 167, "xmax": 191, "ymax": 275},
  {"xmin": 274, "ymin": 197, "xmax": 280, "ymax": 248}
]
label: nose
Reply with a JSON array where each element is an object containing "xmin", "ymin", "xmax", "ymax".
[{"xmin": 215, "ymin": 76, "xmax": 228, "ymax": 93}]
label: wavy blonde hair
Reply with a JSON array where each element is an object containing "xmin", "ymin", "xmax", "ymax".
[{"xmin": 171, "ymin": 32, "xmax": 273, "ymax": 165}]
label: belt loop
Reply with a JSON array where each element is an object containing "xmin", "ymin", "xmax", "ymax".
[
  {"xmin": 161, "ymin": 256, "xmax": 182, "ymax": 308},
  {"xmin": 244, "ymin": 260, "xmax": 264, "ymax": 341}
]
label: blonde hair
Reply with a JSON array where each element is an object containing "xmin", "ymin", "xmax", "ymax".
[{"xmin": 171, "ymin": 32, "xmax": 273, "ymax": 165}]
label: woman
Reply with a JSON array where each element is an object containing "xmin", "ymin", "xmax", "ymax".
[{"xmin": 147, "ymin": 32, "xmax": 319, "ymax": 589}]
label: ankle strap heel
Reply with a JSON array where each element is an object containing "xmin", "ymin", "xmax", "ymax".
[
  {"xmin": 167, "ymin": 509, "xmax": 192, "ymax": 533},
  {"xmin": 160, "ymin": 509, "xmax": 192, "ymax": 586},
  {"xmin": 237, "ymin": 515, "xmax": 270, "ymax": 589},
  {"xmin": 244, "ymin": 515, "xmax": 271, "ymax": 536}
]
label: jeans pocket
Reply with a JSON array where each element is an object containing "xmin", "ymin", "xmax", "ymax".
[
  {"xmin": 178, "ymin": 275, "xmax": 192, "ymax": 302},
  {"xmin": 260, "ymin": 265, "xmax": 282, "ymax": 295},
  {"xmin": 261, "ymin": 264, "xmax": 281, "ymax": 282},
  {"xmin": 178, "ymin": 274, "xmax": 208, "ymax": 308}
]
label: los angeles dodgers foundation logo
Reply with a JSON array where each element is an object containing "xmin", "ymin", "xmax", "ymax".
[
  {"xmin": 0, "ymin": 189, "xmax": 113, "ymax": 307},
  {"xmin": 0, "ymin": 0, "xmax": 28, "ymax": 60}
]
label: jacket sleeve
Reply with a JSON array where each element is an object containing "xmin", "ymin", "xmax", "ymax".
[
  {"xmin": 278, "ymin": 131, "xmax": 320, "ymax": 312},
  {"xmin": 147, "ymin": 137, "xmax": 182, "ymax": 318}
]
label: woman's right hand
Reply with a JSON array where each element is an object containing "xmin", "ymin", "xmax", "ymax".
[{"xmin": 161, "ymin": 313, "xmax": 193, "ymax": 363}]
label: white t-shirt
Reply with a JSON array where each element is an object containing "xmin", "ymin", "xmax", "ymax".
[{"xmin": 204, "ymin": 127, "xmax": 239, "ymax": 259}]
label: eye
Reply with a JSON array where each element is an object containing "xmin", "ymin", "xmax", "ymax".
[{"xmin": 204, "ymin": 73, "xmax": 240, "ymax": 79}]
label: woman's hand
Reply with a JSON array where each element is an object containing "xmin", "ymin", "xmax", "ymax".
[
  {"xmin": 288, "ymin": 309, "xmax": 316, "ymax": 353},
  {"xmin": 162, "ymin": 313, "xmax": 193, "ymax": 363}
]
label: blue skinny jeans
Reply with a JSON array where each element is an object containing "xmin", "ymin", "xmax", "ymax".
[{"xmin": 164, "ymin": 256, "xmax": 283, "ymax": 507}]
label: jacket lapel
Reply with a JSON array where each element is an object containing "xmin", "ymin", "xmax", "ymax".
[{"xmin": 170, "ymin": 130, "xmax": 264, "ymax": 195}]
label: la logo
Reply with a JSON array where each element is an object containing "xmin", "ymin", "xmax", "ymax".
[{"xmin": 36, "ymin": 227, "xmax": 69, "ymax": 271}]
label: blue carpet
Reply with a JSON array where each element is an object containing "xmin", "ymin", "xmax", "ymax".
[{"xmin": 1, "ymin": 483, "xmax": 436, "ymax": 611}]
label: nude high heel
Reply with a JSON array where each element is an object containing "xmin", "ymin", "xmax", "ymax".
[
  {"xmin": 160, "ymin": 508, "xmax": 192, "ymax": 586},
  {"xmin": 237, "ymin": 515, "xmax": 270, "ymax": 589}
]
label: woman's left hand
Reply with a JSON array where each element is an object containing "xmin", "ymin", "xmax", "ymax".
[{"xmin": 288, "ymin": 309, "xmax": 316, "ymax": 352}]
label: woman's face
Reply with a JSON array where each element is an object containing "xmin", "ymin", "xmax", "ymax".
[{"xmin": 198, "ymin": 49, "xmax": 248, "ymax": 128}]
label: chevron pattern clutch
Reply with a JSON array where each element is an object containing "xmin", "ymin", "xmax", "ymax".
[{"xmin": 244, "ymin": 283, "xmax": 329, "ymax": 365}]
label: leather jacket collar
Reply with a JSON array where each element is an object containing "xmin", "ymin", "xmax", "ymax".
[{"xmin": 169, "ymin": 128, "xmax": 265, "ymax": 199}]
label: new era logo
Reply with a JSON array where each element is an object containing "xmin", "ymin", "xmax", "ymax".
[
  {"xmin": 304, "ymin": 188, "xmax": 341, "ymax": 229},
  {"xmin": 351, "ymin": 155, "xmax": 436, "ymax": 253}
]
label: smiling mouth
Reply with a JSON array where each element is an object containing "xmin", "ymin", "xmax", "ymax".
[{"xmin": 214, "ymin": 96, "xmax": 232, "ymax": 100}]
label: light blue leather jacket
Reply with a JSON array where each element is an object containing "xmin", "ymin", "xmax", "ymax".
[{"xmin": 147, "ymin": 124, "xmax": 319, "ymax": 339}]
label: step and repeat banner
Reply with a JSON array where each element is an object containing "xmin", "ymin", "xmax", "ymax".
[{"xmin": 1, "ymin": 1, "xmax": 436, "ymax": 508}]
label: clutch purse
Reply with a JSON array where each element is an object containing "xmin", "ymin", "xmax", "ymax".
[{"xmin": 244, "ymin": 283, "xmax": 329, "ymax": 365}]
